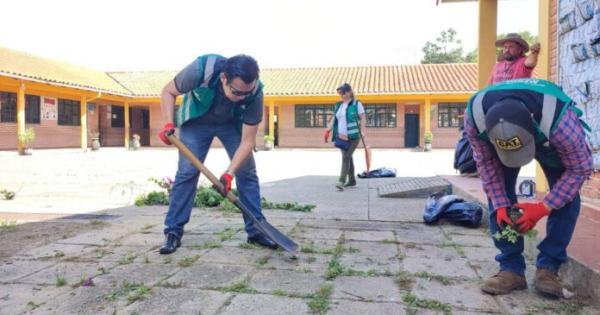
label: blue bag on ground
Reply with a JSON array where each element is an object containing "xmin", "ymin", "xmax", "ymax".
[
  {"xmin": 357, "ymin": 167, "xmax": 397, "ymax": 178},
  {"xmin": 423, "ymin": 193, "xmax": 483, "ymax": 227}
]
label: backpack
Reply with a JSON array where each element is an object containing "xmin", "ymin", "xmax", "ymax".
[{"xmin": 453, "ymin": 127, "xmax": 477, "ymax": 174}]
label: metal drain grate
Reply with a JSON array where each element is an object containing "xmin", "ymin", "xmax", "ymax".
[{"xmin": 377, "ymin": 176, "xmax": 451, "ymax": 198}]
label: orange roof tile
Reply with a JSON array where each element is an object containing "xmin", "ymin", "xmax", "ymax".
[{"xmin": 0, "ymin": 47, "xmax": 131, "ymax": 95}]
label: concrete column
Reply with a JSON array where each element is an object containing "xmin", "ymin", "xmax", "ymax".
[
  {"xmin": 536, "ymin": 0, "xmax": 552, "ymax": 193},
  {"xmin": 268, "ymin": 102, "xmax": 275, "ymax": 138},
  {"xmin": 478, "ymin": 0, "xmax": 498, "ymax": 89},
  {"xmin": 80, "ymin": 96, "xmax": 88, "ymax": 150},
  {"xmin": 16, "ymin": 83, "xmax": 25, "ymax": 153},
  {"xmin": 124, "ymin": 102, "xmax": 130, "ymax": 149}
]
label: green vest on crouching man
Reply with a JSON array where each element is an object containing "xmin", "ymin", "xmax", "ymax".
[{"xmin": 175, "ymin": 54, "xmax": 264, "ymax": 132}]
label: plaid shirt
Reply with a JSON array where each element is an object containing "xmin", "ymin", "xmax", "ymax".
[{"xmin": 465, "ymin": 108, "xmax": 593, "ymax": 210}]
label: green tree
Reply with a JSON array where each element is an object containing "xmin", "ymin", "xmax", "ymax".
[{"xmin": 421, "ymin": 28, "xmax": 472, "ymax": 64}]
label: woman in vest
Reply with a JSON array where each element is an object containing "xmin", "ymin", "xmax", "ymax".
[{"xmin": 323, "ymin": 83, "xmax": 367, "ymax": 191}]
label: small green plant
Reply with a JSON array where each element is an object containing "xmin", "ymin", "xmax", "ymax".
[
  {"xmin": 18, "ymin": 127, "xmax": 36, "ymax": 152},
  {"xmin": 0, "ymin": 219, "xmax": 17, "ymax": 232},
  {"xmin": 264, "ymin": 135, "xmax": 275, "ymax": 143},
  {"xmin": 307, "ymin": 282, "xmax": 333, "ymax": 314},
  {"xmin": 382, "ymin": 238, "xmax": 397, "ymax": 244},
  {"xmin": 0, "ymin": 189, "xmax": 15, "ymax": 200},
  {"xmin": 325, "ymin": 257, "xmax": 344, "ymax": 280},
  {"xmin": 494, "ymin": 226, "xmax": 520, "ymax": 244},
  {"xmin": 272, "ymin": 289, "xmax": 287, "ymax": 296},
  {"xmin": 162, "ymin": 256, "xmax": 173, "ymax": 264},
  {"xmin": 25, "ymin": 301, "xmax": 41, "ymax": 310},
  {"xmin": 126, "ymin": 283, "xmax": 151, "ymax": 304},
  {"xmin": 219, "ymin": 199, "xmax": 241, "ymax": 213},
  {"xmin": 413, "ymin": 271, "xmax": 452, "ymax": 285},
  {"xmin": 238, "ymin": 242, "xmax": 258, "ymax": 250},
  {"xmin": 256, "ymin": 256, "xmax": 269, "ymax": 266},
  {"xmin": 89, "ymin": 219, "xmax": 107, "ymax": 227},
  {"xmin": 260, "ymin": 198, "xmax": 315, "ymax": 212},
  {"xmin": 194, "ymin": 240, "xmax": 222, "ymax": 249},
  {"xmin": 117, "ymin": 252, "xmax": 137, "ymax": 265},
  {"xmin": 402, "ymin": 292, "xmax": 452, "ymax": 315},
  {"xmin": 220, "ymin": 278, "xmax": 256, "ymax": 294},
  {"xmin": 424, "ymin": 131, "xmax": 433, "ymax": 144},
  {"xmin": 215, "ymin": 227, "xmax": 237, "ymax": 241},
  {"xmin": 106, "ymin": 281, "xmax": 151, "ymax": 305},
  {"xmin": 194, "ymin": 186, "xmax": 224, "ymax": 207},
  {"xmin": 178, "ymin": 255, "xmax": 199, "ymax": 267},
  {"xmin": 55, "ymin": 274, "xmax": 67, "ymax": 287},
  {"xmin": 148, "ymin": 177, "xmax": 173, "ymax": 194},
  {"xmin": 301, "ymin": 242, "xmax": 318, "ymax": 254},
  {"xmin": 395, "ymin": 271, "xmax": 414, "ymax": 290},
  {"xmin": 306, "ymin": 256, "xmax": 317, "ymax": 263}
]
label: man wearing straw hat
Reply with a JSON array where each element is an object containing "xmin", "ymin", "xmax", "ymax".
[{"xmin": 488, "ymin": 33, "xmax": 541, "ymax": 85}]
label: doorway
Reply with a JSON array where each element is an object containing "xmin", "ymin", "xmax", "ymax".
[{"xmin": 404, "ymin": 113, "xmax": 419, "ymax": 148}]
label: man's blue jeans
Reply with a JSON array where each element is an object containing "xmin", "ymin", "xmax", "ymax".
[
  {"xmin": 488, "ymin": 163, "xmax": 580, "ymax": 275},
  {"xmin": 164, "ymin": 119, "xmax": 264, "ymax": 239}
]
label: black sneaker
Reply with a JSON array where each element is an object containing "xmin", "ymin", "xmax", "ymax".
[
  {"xmin": 159, "ymin": 233, "xmax": 181, "ymax": 255},
  {"xmin": 247, "ymin": 234, "xmax": 278, "ymax": 250},
  {"xmin": 343, "ymin": 181, "xmax": 357, "ymax": 187}
]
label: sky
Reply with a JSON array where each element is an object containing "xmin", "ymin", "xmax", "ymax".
[{"xmin": 0, "ymin": 0, "xmax": 538, "ymax": 71}]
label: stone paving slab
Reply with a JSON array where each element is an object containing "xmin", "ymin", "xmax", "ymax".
[
  {"xmin": 92, "ymin": 263, "xmax": 178, "ymax": 288},
  {"xmin": 219, "ymin": 293, "xmax": 310, "ymax": 315},
  {"xmin": 248, "ymin": 269, "xmax": 323, "ymax": 296},
  {"xmin": 338, "ymin": 255, "xmax": 402, "ymax": 274},
  {"xmin": 377, "ymin": 176, "xmax": 451, "ymax": 198},
  {"xmin": 327, "ymin": 300, "xmax": 404, "ymax": 315},
  {"xmin": 198, "ymin": 247, "xmax": 275, "ymax": 266},
  {"xmin": 343, "ymin": 241, "xmax": 399, "ymax": 258},
  {"xmin": 401, "ymin": 257, "xmax": 479, "ymax": 279},
  {"xmin": 260, "ymin": 252, "xmax": 330, "ymax": 276},
  {"xmin": 0, "ymin": 260, "xmax": 54, "ymax": 283},
  {"xmin": 368, "ymin": 193, "xmax": 425, "ymax": 222},
  {"xmin": 122, "ymin": 288, "xmax": 231, "ymax": 315},
  {"xmin": 344, "ymin": 230, "xmax": 395, "ymax": 242},
  {"xmin": 165, "ymin": 263, "xmax": 253, "ymax": 290},
  {"xmin": 18, "ymin": 262, "xmax": 110, "ymax": 286},
  {"xmin": 410, "ymin": 278, "xmax": 499, "ymax": 312},
  {"xmin": 331, "ymin": 276, "xmax": 401, "ymax": 303},
  {"xmin": 447, "ymin": 234, "xmax": 496, "ymax": 248},
  {"xmin": 0, "ymin": 283, "xmax": 67, "ymax": 314},
  {"xmin": 13, "ymin": 243, "xmax": 99, "ymax": 261},
  {"xmin": 393, "ymin": 223, "xmax": 447, "ymax": 245},
  {"xmin": 401, "ymin": 243, "xmax": 463, "ymax": 261},
  {"xmin": 33, "ymin": 285, "xmax": 121, "ymax": 315}
]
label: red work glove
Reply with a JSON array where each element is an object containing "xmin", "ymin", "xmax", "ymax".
[
  {"xmin": 219, "ymin": 173, "xmax": 233, "ymax": 196},
  {"xmin": 514, "ymin": 202, "xmax": 550, "ymax": 233},
  {"xmin": 323, "ymin": 129, "xmax": 331, "ymax": 143},
  {"xmin": 159, "ymin": 122, "xmax": 175, "ymax": 145},
  {"xmin": 496, "ymin": 207, "xmax": 513, "ymax": 229}
]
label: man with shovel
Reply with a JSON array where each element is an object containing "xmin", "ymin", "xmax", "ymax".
[
  {"xmin": 465, "ymin": 78, "xmax": 592, "ymax": 297},
  {"xmin": 157, "ymin": 54, "xmax": 277, "ymax": 254}
]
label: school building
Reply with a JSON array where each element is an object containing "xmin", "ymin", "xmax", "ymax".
[{"xmin": 0, "ymin": 47, "xmax": 476, "ymax": 152}]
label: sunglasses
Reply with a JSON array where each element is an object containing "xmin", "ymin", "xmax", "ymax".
[{"xmin": 228, "ymin": 84, "xmax": 254, "ymax": 97}]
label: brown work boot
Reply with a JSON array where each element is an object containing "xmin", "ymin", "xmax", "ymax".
[
  {"xmin": 534, "ymin": 268, "xmax": 563, "ymax": 298},
  {"xmin": 481, "ymin": 270, "xmax": 527, "ymax": 295}
]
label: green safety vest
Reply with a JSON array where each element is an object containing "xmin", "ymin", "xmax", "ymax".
[
  {"xmin": 175, "ymin": 54, "xmax": 263, "ymax": 131},
  {"xmin": 466, "ymin": 78, "xmax": 589, "ymax": 169},
  {"xmin": 333, "ymin": 99, "xmax": 361, "ymax": 140}
]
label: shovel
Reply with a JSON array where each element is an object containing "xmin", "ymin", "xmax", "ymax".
[{"xmin": 166, "ymin": 131, "xmax": 298, "ymax": 257}]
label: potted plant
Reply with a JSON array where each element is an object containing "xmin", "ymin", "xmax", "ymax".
[
  {"xmin": 131, "ymin": 134, "xmax": 141, "ymax": 150},
  {"xmin": 90, "ymin": 132, "xmax": 101, "ymax": 151},
  {"xmin": 424, "ymin": 131, "xmax": 433, "ymax": 152},
  {"xmin": 17, "ymin": 127, "xmax": 35, "ymax": 155},
  {"xmin": 264, "ymin": 135, "xmax": 275, "ymax": 150}
]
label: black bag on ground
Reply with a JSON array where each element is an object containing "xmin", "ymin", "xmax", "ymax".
[
  {"xmin": 453, "ymin": 127, "xmax": 477, "ymax": 174},
  {"xmin": 357, "ymin": 167, "xmax": 397, "ymax": 178},
  {"xmin": 423, "ymin": 193, "xmax": 483, "ymax": 227}
]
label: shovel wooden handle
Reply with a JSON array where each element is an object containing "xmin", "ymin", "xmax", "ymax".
[{"xmin": 166, "ymin": 132, "xmax": 235, "ymax": 202}]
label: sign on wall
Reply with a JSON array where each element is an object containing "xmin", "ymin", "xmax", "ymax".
[
  {"xmin": 558, "ymin": 0, "xmax": 600, "ymax": 168},
  {"xmin": 41, "ymin": 96, "xmax": 57, "ymax": 120}
]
